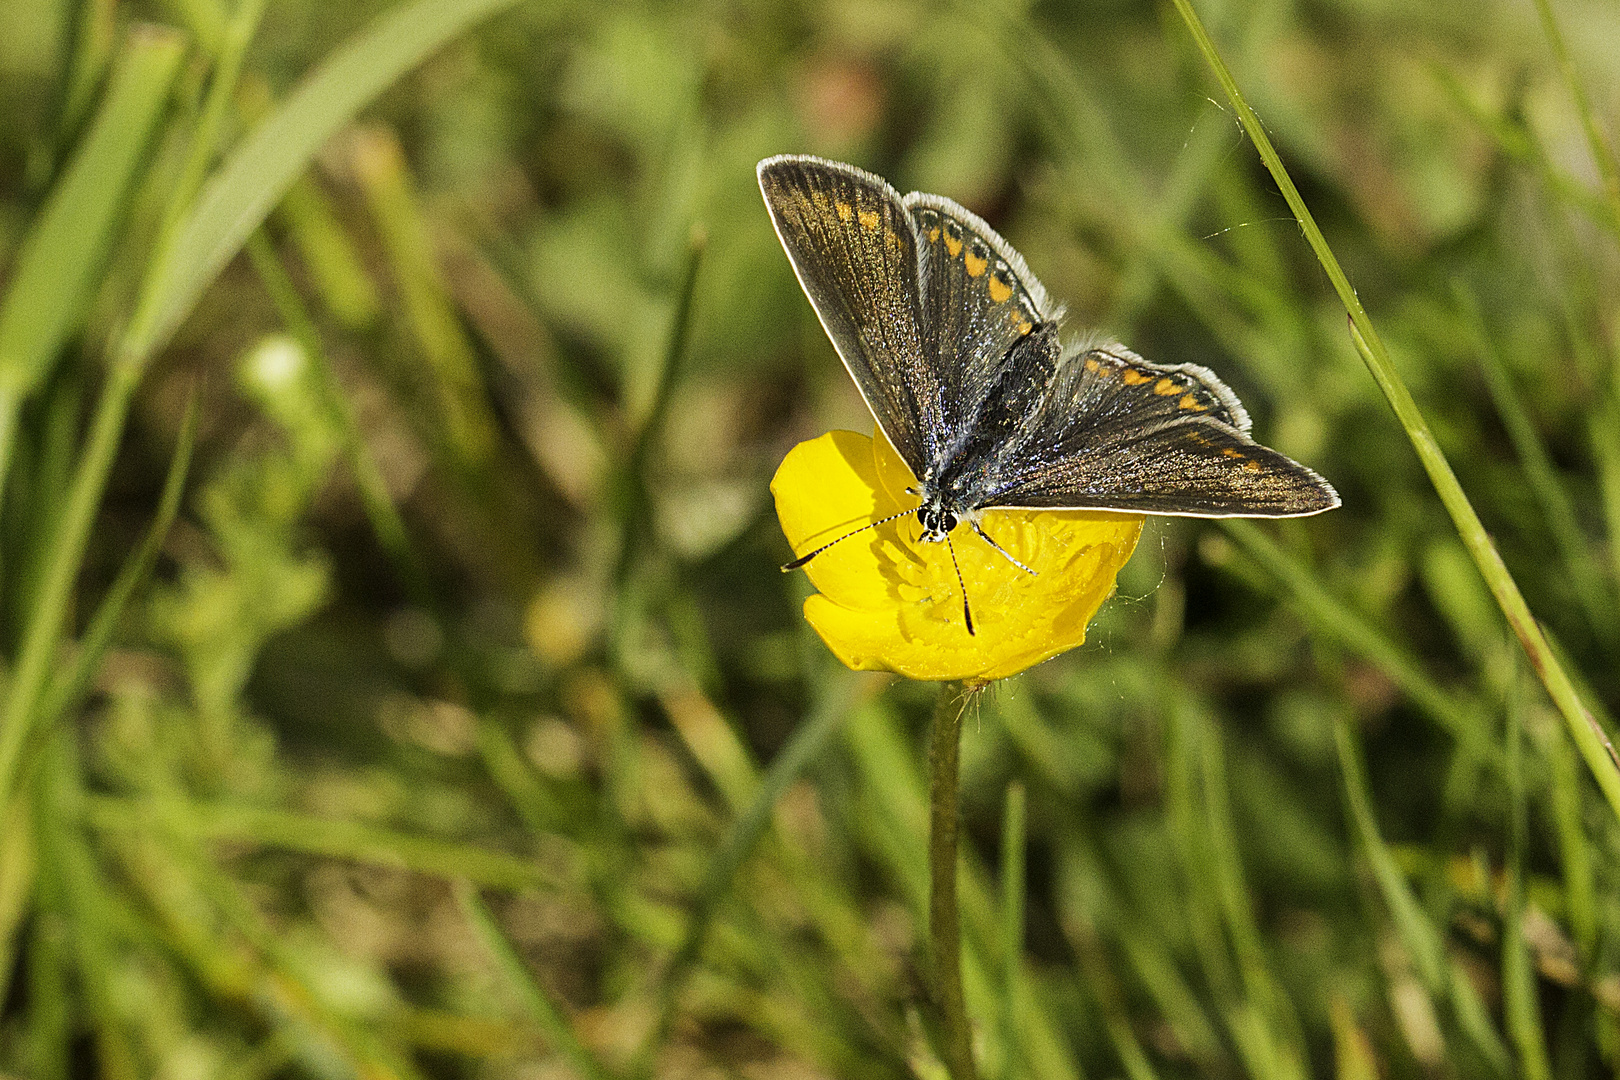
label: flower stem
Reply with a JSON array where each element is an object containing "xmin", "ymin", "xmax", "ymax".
[{"xmin": 928, "ymin": 682, "xmax": 977, "ymax": 1080}]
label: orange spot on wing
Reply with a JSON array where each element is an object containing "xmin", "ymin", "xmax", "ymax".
[
  {"xmin": 836, "ymin": 201, "xmax": 853, "ymax": 222},
  {"xmin": 1017, "ymin": 321, "xmax": 1033, "ymax": 335},
  {"xmin": 944, "ymin": 233, "xmax": 962, "ymax": 257},
  {"xmin": 1153, "ymin": 378, "xmax": 1179, "ymax": 395},
  {"xmin": 1179, "ymin": 393, "xmax": 1206, "ymax": 411},
  {"xmin": 857, "ymin": 208, "xmax": 880, "ymax": 230},
  {"xmin": 1221, "ymin": 448, "xmax": 1244, "ymax": 459},
  {"xmin": 1085, "ymin": 358, "xmax": 1101, "ymax": 373},
  {"xmin": 1122, "ymin": 370, "xmax": 1152, "ymax": 385},
  {"xmin": 988, "ymin": 275, "xmax": 1013, "ymax": 303},
  {"xmin": 928, "ymin": 227, "xmax": 940, "ymax": 242},
  {"xmin": 1243, "ymin": 460, "xmax": 1261, "ymax": 472},
  {"xmin": 964, "ymin": 250, "xmax": 988, "ymax": 277}
]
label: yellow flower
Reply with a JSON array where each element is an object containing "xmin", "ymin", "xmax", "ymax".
[{"xmin": 772, "ymin": 429, "xmax": 1144, "ymax": 683}]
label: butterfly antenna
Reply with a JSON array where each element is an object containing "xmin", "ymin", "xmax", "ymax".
[
  {"xmin": 945, "ymin": 533, "xmax": 975, "ymax": 636},
  {"xmin": 781, "ymin": 509, "xmax": 912, "ymax": 571},
  {"xmin": 968, "ymin": 519, "xmax": 1036, "ymax": 576}
]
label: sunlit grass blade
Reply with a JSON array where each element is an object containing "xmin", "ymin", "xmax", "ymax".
[
  {"xmin": 275, "ymin": 175, "xmax": 383, "ymax": 329},
  {"xmin": 1162, "ymin": 699, "xmax": 1244, "ymax": 1046},
  {"xmin": 137, "ymin": 0, "xmax": 525, "ymax": 365},
  {"xmin": 628, "ymin": 666, "xmax": 864, "ymax": 1075},
  {"xmin": 1535, "ymin": 710, "xmax": 1597, "ymax": 955},
  {"xmin": 0, "ymin": 25, "xmax": 185, "ymax": 501},
  {"xmin": 1199, "ymin": 720, "xmax": 1307, "ymax": 1080},
  {"xmin": 245, "ymin": 230, "xmax": 432, "ymax": 604},
  {"xmin": 36, "ymin": 386, "xmax": 197, "ymax": 728},
  {"xmin": 1333, "ymin": 715, "xmax": 1441, "ymax": 977},
  {"xmin": 82, "ymin": 797, "xmax": 561, "ymax": 891},
  {"xmin": 456, "ymin": 881, "xmax": 618, "ymax": 1080},
  {"xmin": 35, "ymin": 731, "xmax": 141, "ymax": 1080},
  {"xmin": 1454, "ymin": 283, "xmax": 1616, "ymax": 648},
  {"xmin": 1434, "ymin": 68, "xmax": 1620, "ymax": 240},
  {"xmin": 1170, "ymin": 0, "xmax": 1620, "ymax": 823},
  {"xmin": 1333, "ymin": 718, "xmax": 1512, "ymax": 1074},
  {"xmin": 1531, "ymin": 0, "xmax": 1620, "ymax": 231},
  {"xmin": 58, "ymin": 0, "xmax": 121, "ymax": 143},
  {"xmin": 0, "ymin": 785, "xmax": 35, "ymax": 1018},
  {"xmin": 351, "ymin": 125, "xmax": 500, "ymax": 469},
  {"xmin": 1328, "ymin": 997, "xmax": 1379, "ymax": 1080},
  {"xmin": 154, "ymin": 0, "xmax": 227, "ymax": 57},
  {"xmin": 1220, "ymin": 520, "xmax": 1491, "ymax": 757},
  {"xmin": 1000, "ymin": 782, "xmax": 1027, "ymax": 1080},
  {"xmin": 1503, "ymin": 680, "xmax": 1554, "ymax": 1080}
]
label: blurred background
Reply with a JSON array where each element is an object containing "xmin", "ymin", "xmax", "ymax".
[{"xmin": 1, "ymin": 0, "xmax": 1619, "ymax": 1076}]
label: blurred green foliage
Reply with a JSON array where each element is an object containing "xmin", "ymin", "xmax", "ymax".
[{"xmin": 0, "ymin": 0, "xmax": 1618, "ymax": 1077}]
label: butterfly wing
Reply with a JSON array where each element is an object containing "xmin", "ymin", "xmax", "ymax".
[
  {"xmin": 983, "ymin": 344, "xmax": 1339, "ymax": 517},
  {"xmin": 903, "ymin": 193, "xmax": 1061, "ymax": 447},
  {"xmin": 758, "ymin": 155, "xmax": 943, "ymax": 475}
]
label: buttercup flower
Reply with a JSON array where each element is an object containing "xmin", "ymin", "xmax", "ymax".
[{"xmin": 773, "ymin": 428, "xmax": 1144, "ymax": 683}]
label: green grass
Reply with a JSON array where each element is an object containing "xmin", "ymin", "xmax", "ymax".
[{"xmin": 0, "ymin": 0, "xmax": 1618, "ymax": 1077}]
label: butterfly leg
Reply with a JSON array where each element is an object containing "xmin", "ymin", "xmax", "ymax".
[
  {"xmin": 944, "ymin": 533, "xmax": 974, "ymax": 635},
  {"xmin": 967, "ymin": 518, "xmax": 1036, "ymax": 576}
]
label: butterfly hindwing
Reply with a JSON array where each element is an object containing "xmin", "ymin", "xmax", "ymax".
[
  {"xmin": 982, "ymin": 344, "xmax": 1338, "ymax": 516},
  {"xmin": 757, "ymin": 156, "xmax": 944, "ymax": 474}
]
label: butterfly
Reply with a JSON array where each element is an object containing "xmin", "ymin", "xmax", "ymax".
[{"xmin": 758, "ymin": 155, "xmax": 1338, "ymax": 632}]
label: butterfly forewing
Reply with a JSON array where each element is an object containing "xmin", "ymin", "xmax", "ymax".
[
  {"xmin": 757, "ymin": 156, "xmax": 944, "ymax": 474},
  {"xmin": 904, "ymin": 194, "xmax": 1058, "ymax": 448},
  {"xmin": 983, "ymin": 345, "xmax": 1338, "ymax": 516}
]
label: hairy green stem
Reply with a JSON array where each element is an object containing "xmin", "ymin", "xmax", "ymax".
[{"xmin": 929, "ymin": 682, "xmax": 977, "ymax": 1080}]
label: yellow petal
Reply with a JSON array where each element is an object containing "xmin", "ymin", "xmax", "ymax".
[{"xmin": 772, "ymin": 428, "xmax": 1144, "ymax": 682}]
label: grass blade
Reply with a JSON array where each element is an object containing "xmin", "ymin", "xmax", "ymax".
[
  {"xmin": 1531, "ymin": 0, "xmax": 1620, "ymax": 231},
  {"xmin": 245, "ymin": 230, "xmax": 432, "ymax": 605},
  {"xmin": 456, "ymin": 881, "xmax": 617, "ymax": 1080},
  {"xmin": 1503, "ymin": 678, "xmax": 1553, "ymax": 1080},
  {"xmin": 37, "ymin": 386, "xmax": 198, "ymax": 727},
  {"xmin": 629, "ymin": 666, "xmax": 865, "ymax": 1074},
  {"xmin": 1000, "ymin": 782, "xmax": 1027, "ymax": 1080},
  {"xmin": 1220, "ymin": 520, "xmax": 1490, "ymax": 755},
  {"xmin": 350, "ymin": 125, "xmax": 499, "ymax": 470},
  {"xmin": 134, "ymin": 0, "xmax": 526, "ymax": 365},
  {"xmin": 1170, "ymin": 0, "xmax": 1620, "ymax": 824},
  {"xmin": 82, "ymin": 797, "xmax": 560, "ymax": 891},
  {"xmin": 0, "ymin": 25, "xmax": 185, "ymax": 498},
  {"xmin": 1334, "ymin": 718, "xmax": 1511, "ymax": 1074},
  {"xmin": 1455, "ymin": 283, "xmax": 1616, "ymax": 648}
]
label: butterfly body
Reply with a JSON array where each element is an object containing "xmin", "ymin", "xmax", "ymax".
[{"xmin": 759, "ymin": 154, "xmax": 1338, "ymax": 606}]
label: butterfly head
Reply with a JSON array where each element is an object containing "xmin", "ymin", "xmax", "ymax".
[{"xmin": 915, "ymin": 500, "xmax": 958, "ymax": 544}]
